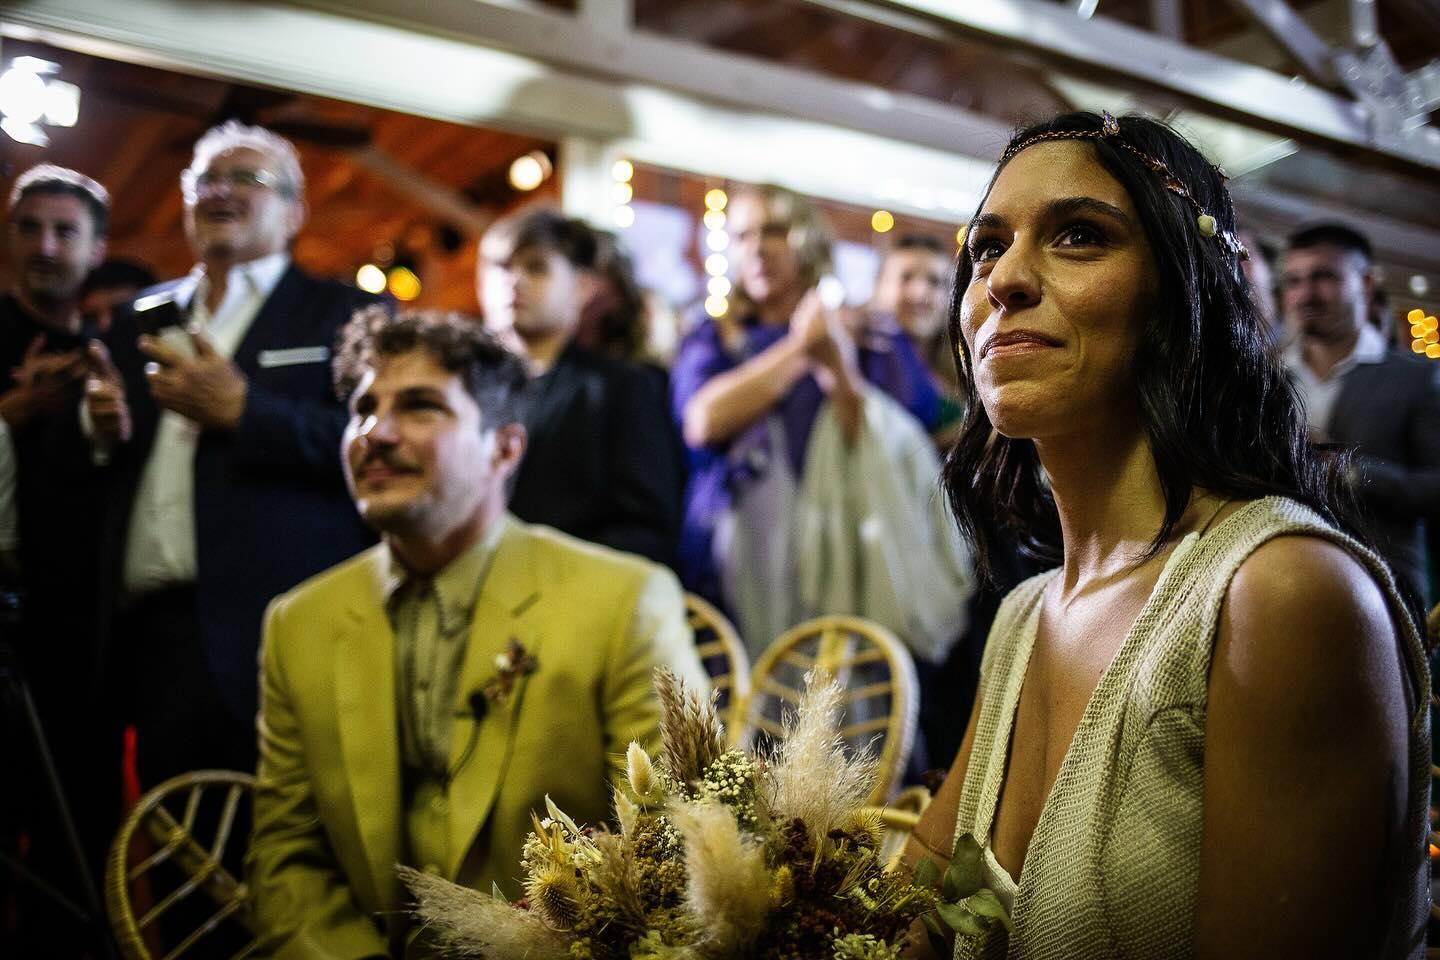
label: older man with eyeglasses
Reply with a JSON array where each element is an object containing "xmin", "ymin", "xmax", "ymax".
[{"xmin": 85, "ymin": 121, "xmax": 383, "ymax": 790}]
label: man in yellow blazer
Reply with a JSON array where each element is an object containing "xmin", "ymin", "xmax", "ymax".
[{"xmin": 245, "ymin": 306, "xmax": 707, "ymax": 958}]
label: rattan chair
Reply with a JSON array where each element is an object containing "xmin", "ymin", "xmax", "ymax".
[
  {"xmin": 685, "ymin": 592, "xmax": 752, "ymax": 745},
  {"xmin": 106, "ymin": 770, "xmax": 258, "ymax": 960},
  {"xmin": 865, "ymin": 784, "xmax": 934, "ymax": 866},
  {"xmin": 740, "ymin": 614, "xmax": 919, "ymax": 804}
]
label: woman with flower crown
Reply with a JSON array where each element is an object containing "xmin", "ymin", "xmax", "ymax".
[{"xmin": 905, "ymin": 112, "xmax": 1431, "ymax": 959}]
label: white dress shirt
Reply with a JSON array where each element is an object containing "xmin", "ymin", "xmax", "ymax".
[
  {"xmin": 1282, "ymin": 322, "xmax": 1388, "ymax": 436},
  {"xmin": 123, "ymin": 253, "xmax": 289, "ymax": 597}
]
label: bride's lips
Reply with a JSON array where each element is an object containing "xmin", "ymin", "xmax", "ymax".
[{"xmin": 980, "ymin": 329, "xmax": 1062, "ymax": 359}]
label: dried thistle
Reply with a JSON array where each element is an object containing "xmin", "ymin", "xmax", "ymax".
[
  {"xmin": 668, "ymin": 801, "xmax": 770, "ymax": 956},
  {"xmin": 400, "ymin": 865, "xmax": 571, "ymax": 959},
  {"xmin": 838, "ymin": 808, "xmax": 885, "ymax": 851},
  {"xmin": 766, "ymin": 672, "xmax": 878, "ymax": 852},
  {"xmin": 525, "ymin": 861, "xmax": 583, "ymax": 930},
  {"xmin": 654, "ymin": 667, "xmax": 725, "ymax": 786}
]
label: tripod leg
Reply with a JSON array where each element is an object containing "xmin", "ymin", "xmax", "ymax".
[{"xmin": 4, "ymin": 659, "xmax": 119, "ymax": 960}]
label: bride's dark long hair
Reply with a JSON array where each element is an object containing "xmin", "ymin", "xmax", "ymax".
[{"xmin": 943, "ymin": 112, "xmax": 1358, "ymax": 582}]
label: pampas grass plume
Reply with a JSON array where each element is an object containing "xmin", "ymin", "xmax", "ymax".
[
  {"xmin": 400, "ymin": 865, "xmax": 571, "ymax": 959},
  {"xmin": 767, "ymin": 672, "xmax": 877, "ymax": 848},
  {"xmin": 668, "ymin": 801, "xmax": 769, "ymax": 956}
]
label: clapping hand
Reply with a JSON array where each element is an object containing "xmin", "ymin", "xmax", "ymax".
[
  {"xmin": 790, "ymin": 290, "xmax": 859, "ymax": 387},
  {"xmin": 84, "ymin": 339, "xmax": 131, "ymax": 446},
  {"xmin": 0, "ymin": 335, "xmax": 86, "ymax": 429},
  {"xmin": 138, "ymin": 328, "xmax": 248, "ymax": 430}
]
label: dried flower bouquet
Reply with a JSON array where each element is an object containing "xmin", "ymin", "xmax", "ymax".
[{"xmin": 402, "ymin": 668, "xmax": 1008, "ymax": 959}]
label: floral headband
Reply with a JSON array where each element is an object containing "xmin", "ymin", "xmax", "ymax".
[{"xmin": 1000, "ymin": 111, "xmax": 1249, "ymax": 262}]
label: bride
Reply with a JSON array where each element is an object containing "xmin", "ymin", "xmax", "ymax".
[{"xmin": 906, "ymin": 112, "xmax": 1430, "ymax": 959}]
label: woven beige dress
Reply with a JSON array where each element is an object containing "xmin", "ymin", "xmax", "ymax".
[{"xmin": 953, "ymin": 497, "xmax": 1432, "ymax": 959}]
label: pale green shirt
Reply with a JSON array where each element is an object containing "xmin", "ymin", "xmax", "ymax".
[
  {"xmin": 384, "ymin": 515, "xmax": 508, "ymax": 877},
  {"xmin": 384, "ymin": 514, "xmax": 508, "ymax": 779}
]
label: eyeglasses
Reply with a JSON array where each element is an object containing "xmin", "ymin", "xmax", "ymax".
[{"xmin": 181, "ymin": 167, "xmax": 295, "ymax": 202}]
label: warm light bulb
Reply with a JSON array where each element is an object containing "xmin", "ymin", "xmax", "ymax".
[
  {"xmin": 871, "ymin": 210, "xmax": 895, "ymax": 233},
  {"xmin": 387, "ymin": 266, "xmax": 422, "ymax": 301},
  {"xmin": 1407, "ymin": 308, "xmax": 1425, "ymax": 324},
  {"xmin": 706, "ymin": 230, "xmax": 729, "ymax": 252},
  {"xmin": 612, "ymin": 182, "xmax": 634, "ymax": 204},
  {"xmin": 707, "ymin": 275, "xmax": 732, "ymax": 298},
  {"xmin": 611, "ymin": 159, "xmax": 634, "ymax": 183},
  {"xmin": 956, "ymin": 225, "xmax": 967, "ymax": 246},
  {"xmin": 613, "ymin": 205, "xmax": 635, "ymax": 228},
  {"xmin": 704, "ymin": 254, "xmax": 728, "ymax": 277},
  {"xmin": 355, "ymin": 264, "xmax": 386, "ymax": 294},
  {"xmin": 704, "ymin": 295, "xmax": 728, "ymax": 318},
  {"xmin": 1413, "ymin": 339, "xmax": 1428, "ymax": 354},
  {"xmin": 508, "ymin": 151, "xmax": 551, "ymax": 191},
  {"xmin": 704, "ymin": 188, "xmax": 728, "ymax": 212},
  {"xmin": 703, "ymin": 210, "xmax": 726, "ymax": 231}
]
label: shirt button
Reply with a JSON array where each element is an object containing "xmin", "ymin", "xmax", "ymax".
[
  {"xmin": 423, "ymin": 863, "xmax": 440, "ymax": 876},
  {"xmin": 431, "ymin": 794, "xmax": 447, "ymax": 813}
]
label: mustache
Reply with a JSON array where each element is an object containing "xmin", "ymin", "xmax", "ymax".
[
  {"xmin": 355, "ymin": 450, "xmax": 420, "ymax": 473},
  {"xmin": 24, "ymin": 256, "xmax": 61, "ymax": 271}
]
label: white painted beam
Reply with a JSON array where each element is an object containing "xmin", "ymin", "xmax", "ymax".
[
  {"xmin": 806, "ymin": 0, "xmax": 1440, "ymax": 170},
  {"xmin": 1223, "ymin": 0, "xmax": 1340, "ymax": 86},
  {"xmin": 0, "ymin": 0, "xmax": 995, "ymax": 221}
]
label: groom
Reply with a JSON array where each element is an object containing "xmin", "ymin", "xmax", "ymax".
[{"xmin": 245, "ymin": 306, "xmax": 706, "ymax": 958}]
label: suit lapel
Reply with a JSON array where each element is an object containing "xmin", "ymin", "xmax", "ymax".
[
  {"xmin": 445, "ymin": 520, "xmax": 546, "ymax": 878},
  {"xmin": 232, "ymin": 265, "xmax": 309, "ymax": 375},
  {"xmin": 334, "ymin": 550, "xmax": 403, "ymax": 911}
]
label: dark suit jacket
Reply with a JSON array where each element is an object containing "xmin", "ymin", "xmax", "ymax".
[
  {"xmin": 1328, "ymin": 352, "xmax": 1440, "ymax": 607},
  {"xmin": 101, "ymin": 264, "xmax": 380, "ymax": 722},
  {"xmin": 507, "ymin": 342, "xmax": 683, "ymax": 568},
  {"xmin": 0, "ymin": 296, "xmax": 107, "ymax": 691}
]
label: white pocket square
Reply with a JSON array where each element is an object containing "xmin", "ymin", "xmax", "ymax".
[{"xmin": 258, "ymin": 346, "xmax": 330, "ymax": 368}]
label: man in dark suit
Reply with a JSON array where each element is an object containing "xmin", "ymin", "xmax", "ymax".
[
  {"xmin": 476, "ymin": 209, "xmax": 682, "ymax": 567},
  {"xmin": 84, "ymin": 121, "xmax": 379, "ymax": 787},
  {"xmin": 1281, "ymin": 223, "xmax": 1440, "ymax": 610}
]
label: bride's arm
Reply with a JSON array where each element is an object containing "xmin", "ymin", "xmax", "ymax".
[
  {"xmin": 901, "ymin": 692, "xmax": 984, "ymax": 959},
  {"xmin": 1194, "ymin": 535, "xmax": 1413, "ymax": 959}
]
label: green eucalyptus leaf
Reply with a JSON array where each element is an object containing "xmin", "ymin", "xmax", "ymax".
[
  {"xmin": 913, "ymin": 856, "xmax": 940, "ymax": 889},
  {"xmin": 963, "ymin": 889, "xmax": 1013, "ymax": 932},
  {"xmin": 942, "ymin": 836, "xmax": 984, "ymax": 902},
  {"xmin": 936, "ymin": 900, "xmax": 990, "ymax": 936}
]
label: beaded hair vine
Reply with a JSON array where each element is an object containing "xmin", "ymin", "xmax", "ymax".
[{"xmin": 1000, "ymin": 112, "xmax": 1249, "ymax": 262}]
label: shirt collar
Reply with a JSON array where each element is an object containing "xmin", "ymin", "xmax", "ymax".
[
  {"xmin": 382, "ymin": 513, "xmax": 511, "ymax": 628},
  {"xmin": 1283, "ymin": 321, "xmax": 1389, "ymax": 382},
  {"xmin": 180, "ymin": 251, "xmax": 291, "ymax": 312}
]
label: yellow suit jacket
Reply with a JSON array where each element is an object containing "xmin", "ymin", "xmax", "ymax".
[{"xmin": 245, "ymin": 518, "xmax": 708, "ymax": 958}]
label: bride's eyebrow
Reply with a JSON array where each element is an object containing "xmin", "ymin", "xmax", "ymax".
[{"xmin": 970, "ymin": 197, "xmax": 1131, "ymax": 238}]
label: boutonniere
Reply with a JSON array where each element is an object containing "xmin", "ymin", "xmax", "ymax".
[{"xmin": 479, "ymin": 639, "xmax": 538, "ymax": 712}]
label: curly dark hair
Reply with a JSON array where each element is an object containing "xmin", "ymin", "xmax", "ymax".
[
  {"xmin": 943, "ymin": 111, "xmax": 1356, "ymax": 581},
  {"xmin": 333, "ymin": 305, "xmax": 528, "ymax": 428}
]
